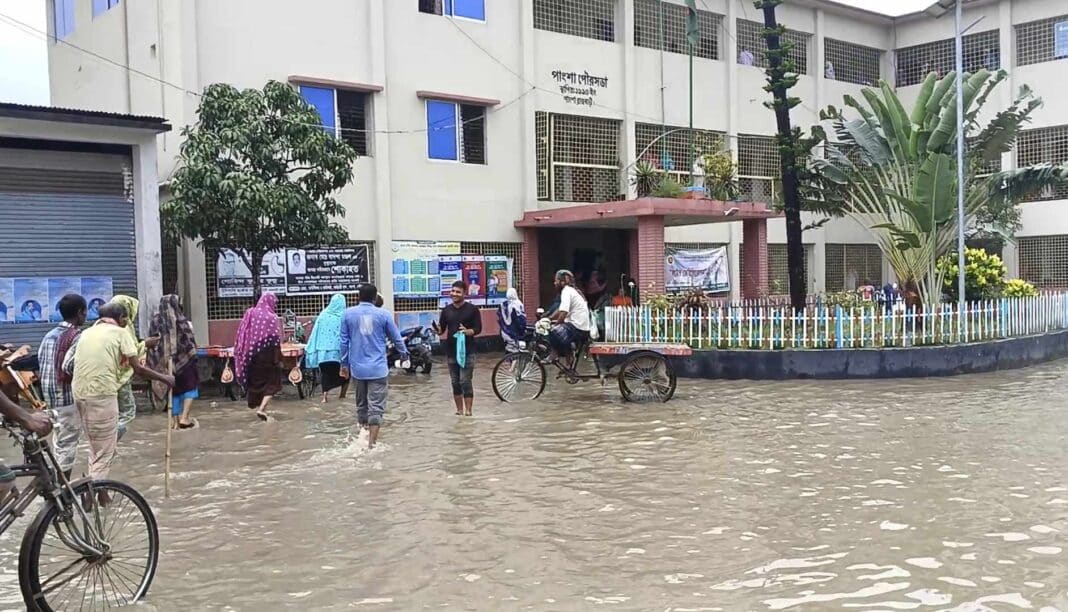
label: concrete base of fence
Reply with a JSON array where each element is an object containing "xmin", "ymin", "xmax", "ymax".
[{"xmin": 600, "ymin": 329, "xmax": 1068, "ymax": 380}]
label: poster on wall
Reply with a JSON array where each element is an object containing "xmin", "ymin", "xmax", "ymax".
[
  {"xmin": 284, "ymin": 246, "xmax": 369, "ymax": 296},
  {"xmin": 396, "ymin": 311, "xmax": 441, "ymax": 344},
  {"xmin": 462, "ymin": 256, "xmax": 487, "ymax": 306},
  {"xmin": 484, "ymin": 256, "xmax": 512, "ymax": 306},
  {"xmin": 81, "ymin": 277, "xmax": 114, "ymax": 321},
  {"xmin": 216, "ymin": 249, "xmax": 286, "ymax": 298},
  {"xmin": 665, "ymin": 246, "xmax": 730, "ymax": 293},
  {"xmin": 0, "ymin": 278, "xmax": 13, "ymax": 324},
  {"xmin": 392, "ymin": 241, "xmax": 461, "ymax": 298},
  {"xmin": 438, "ymin": 255, "xmax": 464, "ymax": 307},
  {"xmin": 48, "ymin": 278, "xmax": 82, "ymax": 322},
  {"xmin": 13, "ymin": 278, "xmax": 48, "ymax": 324}
]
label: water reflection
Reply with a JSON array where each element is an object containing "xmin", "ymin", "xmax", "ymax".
[{"xmin": 2, "ymin": 361, "xmax": 1068, "ymax": 610}]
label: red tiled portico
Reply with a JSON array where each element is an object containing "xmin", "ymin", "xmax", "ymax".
[{"xmin": 515, "ymin": 198, "xmax": 781, "ymax": 307}]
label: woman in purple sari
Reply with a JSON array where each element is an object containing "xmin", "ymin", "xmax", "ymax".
[{"xmin": 234, "ymin": 293, "xmax": 282, "ymax": 421}]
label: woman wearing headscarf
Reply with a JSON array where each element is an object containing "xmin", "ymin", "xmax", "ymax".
[
  {"xmin": 110, "ymin": 295, "xmax": 149, "ymax": 439},
  {"xmin": 148, "ymin": 295, "xmax": 199, "ymax": 429},
  {"xmin": 305, "ymin": 294, "xmax": 348, "ymax": 404},
  {"xmin": 496, "ymin": 288, "xmax": 526, "ymax": 353},
  {"xmin": 234, "ymin": 293, "xmax": 282, "ymax": 421}
]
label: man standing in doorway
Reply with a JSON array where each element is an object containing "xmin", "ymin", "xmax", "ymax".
[
  {"xmin": 70, "ymin": 302, "xmax": 174, "ymax": 480},
  {"xmin": 434, "ymin": 280, "xmax": 482, "ymax": 417},
  {"xmin": 340, "ymin": 284, "xmax": 406, "ymax": 449},
  {"xmin": 38, "ymin": 294, "xmax": 87, "ymax": 479}
]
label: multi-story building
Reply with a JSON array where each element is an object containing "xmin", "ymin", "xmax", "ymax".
[{"xmin": 45, "ymin": 0, "xmax": 1068, "ymax": 343}]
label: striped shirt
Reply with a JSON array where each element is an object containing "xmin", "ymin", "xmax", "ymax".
[{"xmin": 38, "ymin": 322, "xmax": 80, "ymax": 409}]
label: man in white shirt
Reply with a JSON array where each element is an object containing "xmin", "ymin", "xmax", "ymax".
[{"xmin": 549, "ymin": 269, "xmax": 592, "ymax": 365}]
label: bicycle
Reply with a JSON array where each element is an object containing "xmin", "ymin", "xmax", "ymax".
[{"xmin": 0, "ymin": 414, "xmax": 160, "ymax": 611}]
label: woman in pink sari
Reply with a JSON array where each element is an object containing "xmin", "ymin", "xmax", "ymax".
[{"xmin": 234, "ymin": 293, "xmax": 282, "ymax": 421}]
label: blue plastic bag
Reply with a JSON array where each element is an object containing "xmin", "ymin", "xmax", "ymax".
[{"xmin": 454, "ymin": 331, "xmax": 467, "ymax": 368}]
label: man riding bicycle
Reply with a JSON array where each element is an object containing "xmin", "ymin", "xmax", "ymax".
[{"xmin": 547, "ymin": 269, "xmax": 593, "ymax": 366}]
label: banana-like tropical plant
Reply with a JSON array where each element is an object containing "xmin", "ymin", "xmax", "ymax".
[{"xmin": 814, "ymin": 69, "xmax": 1066, "ymax": 304}]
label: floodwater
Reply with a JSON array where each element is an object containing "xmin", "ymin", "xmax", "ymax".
[{"xmin": 3, "ymin": 358, "xmax": 1068, "ymax": 611}]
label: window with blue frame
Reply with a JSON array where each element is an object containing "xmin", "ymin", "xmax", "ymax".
[
  {"xmin": 52, "ymin": 0, "xmax": 75, "ymax": 40},
  {"xmin": 298, "ymin": 85, "xmax": 371, "ymax": 156},
  {"xmin": 93, "ymin": 0, "xmax": 121, "ymax": 18},
  {"xmin": 418, "ymin": 0, "xmax": 485, "ymax": 21},
  {"xmin": 426, "ymin": 100, "xmax": 486, "ymax": 164}
]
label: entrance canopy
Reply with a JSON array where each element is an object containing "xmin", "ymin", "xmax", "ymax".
[{"xmin": 514, "ymin": 197, "xmax": 780, "ymax": 230}]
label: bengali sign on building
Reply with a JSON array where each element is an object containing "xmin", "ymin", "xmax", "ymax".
[
  {"xmin": 284, "ymin": 246, "xmax": 370, "ymax": 296},
  {"xmin": 551, "ymin": 69, "xmax": 609, "ymax": 107},
  {"xmin": 665, "ymin": 246, "xmax": 730, "ymax": 293}
]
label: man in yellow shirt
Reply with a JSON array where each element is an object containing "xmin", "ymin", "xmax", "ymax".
[{"xmin": 71, "ymin": 302, "xmax": 173, "ymax": 480}]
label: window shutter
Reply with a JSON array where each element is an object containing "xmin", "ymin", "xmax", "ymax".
[
  {"xmin": 427, "ymin": 101, "xmax": 459, "ymax": 161},
  {"xmin": 298, "ymin": 86, "xmax": 337, "ymax": 135},
  {"xmin": 452, "ymin": 0, "xmax": 485, "ymax": 20}
]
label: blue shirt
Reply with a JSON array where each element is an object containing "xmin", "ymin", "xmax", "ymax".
[{"xmin": 340, "ymin": 303, "xmax": 406, "ymax": 380}]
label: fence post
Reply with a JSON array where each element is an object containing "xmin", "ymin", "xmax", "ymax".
[{"xmin": 835, "ymin": 306, "xmax": 844, "ymax": 349}]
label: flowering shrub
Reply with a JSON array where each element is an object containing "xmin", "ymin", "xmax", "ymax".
[
  {"xmin": 938, "ymin": 248, "xmax": 1007, "ymax": 302},
  {"xmin": 1002, "ymin": 278, "xmax": 1039, "ymax": 298}
]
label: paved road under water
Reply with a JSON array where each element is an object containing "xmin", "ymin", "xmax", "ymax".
[{"xmin": 3, "ymin": 359, "xmax": 1068, "ymax": 610}]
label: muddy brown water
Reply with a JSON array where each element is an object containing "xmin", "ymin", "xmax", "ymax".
[{"xmin": 2, "ymin": 358, "xmax": 1068, "ymax": 610}]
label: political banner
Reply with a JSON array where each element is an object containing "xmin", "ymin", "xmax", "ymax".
[
  {"xmin": 48, "ymin": 277, "xmax": 82, "ymax": 322},
  {"xmin": 665, "ymin": 246, "xmax": 730, "ymax": 293},
  {"xmin": 216, "ymin": 249, "xmax": 286, "ymax": 298},
  {"xmin": 438, "ymin": 255, "xmax": 464, "ymax": 308},
  {"xmin": 285, "ymin": 246, "xmax": 369, "ymax": 296},
  {"xmin": 81, "ymin": 277, "xmax": 114, "ymax": 321},
  {"xmin": 485, "ymin": 256, "xmax": 512, "ymax": 306},
  {"xmin": 392, "ymin": 241, "xmax": 461, "ymax": 298},
  {"xmin": 462, "ymin": 256, "xmax": 486, "ymax": 306},
  {"xmin": 14, "ymin": 278, "xmax": 48, "ymax": 323},
  {"xmin": 0, "ymin": 278, "xmax": 13, "ymax": 324}
]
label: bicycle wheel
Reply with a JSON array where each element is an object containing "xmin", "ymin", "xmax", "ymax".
[
  {"xmin": 618, "ymin": 351, "xmax": 677, "ymax": 403},
  {"xmin": 492, "ymin": 352, "xmax": 547, "ymax": 402},
  {"xmin": 19, "ymin": 479, "xmax": 160, "ymax": 612}
]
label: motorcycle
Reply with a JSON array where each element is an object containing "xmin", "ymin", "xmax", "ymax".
[{"xmin": 388, "ymin": 326, "xmax": 435, "ymax": 374}]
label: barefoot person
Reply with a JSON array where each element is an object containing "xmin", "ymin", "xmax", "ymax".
[
  {"xmin": 339, "ymin": 284, "xmax": 406, "ymax": 449},
  {"xmin": 235, "ymin": 293, "xmax": 283, "ymax": 422},
  {"xmin": 148, "ymin": 295, "xmax": 199, "ymax": 429},
  {"xmin": 70, "ymin": 302, "xmax": 173, "ymax": 480},
  {"xmin": 305, "ymin": 294, "xmax": 349, "ymax": 404},
  {"xmin": 38, "ymin": 293, "xmax": 87, "ymax": 478},
  {"xmin": 433, "ymin": 280, "xmax": 481, "ymax": 417}
]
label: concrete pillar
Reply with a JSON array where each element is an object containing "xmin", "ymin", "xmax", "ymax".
[
  {"xmin": 371, "ymin": 0, "xmax": 395, "ymax": 306},
  {"xmin": 132, "ymin": 137, "xmax": 163, "ymax": 332},
  {"xmin": 520, "ymin": 228, "xmax": 540, "ymax": 310},
  {"xmin": 628, "ymin": 229, "xmax": 640, "ymax": 283},
  {"xmin": 742, "ymin": 218, "xmax": 769, "ymax": 299},
  {"xmin": 637, "ymin": 216, "xmax": 666, "ymax": 294},
  {"xmin": 812, "ymin": 239, "xmax": 827, "ymax": 294},
  {"xmin": 621, "ymin": 0, "xmax": 638, "ymax": 199},
  {"xmin": 519, "ymin": 0, "xmax": 538, "ymax": 212},
  {"xmin": 729, "ymin": 223, "xmax": 742, "ymax": 302}
]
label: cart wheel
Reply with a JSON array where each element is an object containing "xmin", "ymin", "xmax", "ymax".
[
  {"xmin": 492, "ymin": 352, "xmax": 546, "ymax": 402},
  {"xmin": 618, "ymin": 351, "xmax": 676, "ymax": 403}
]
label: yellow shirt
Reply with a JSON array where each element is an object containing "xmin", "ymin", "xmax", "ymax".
[{"xmin": 72, "ymin": 322, "xmax": 140, "ymax": 400}]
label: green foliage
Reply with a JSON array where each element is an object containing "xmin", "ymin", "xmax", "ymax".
[
  {"xmin": 937, "ymin": 248, "xmax": 1006, "ymax": 302},
  {"xmin": 652, "ymin": 176, "xmax": 686, "ymax": 198},
  {"xmin": 632, "ymin": 160, "xmax": 663, "ymax": 198},
  {"xmin": 165, "ymin": 81, "xmax": 357, "ymax": 297},
  {"xmin": 821, "ymin": 291, "xmax": 866, "ymax": 309},
  {"xmin": 1002, "ymin": 278, "xmax": 1039, "ymax": 298},
  {"xmin": 701, "ymin": 151, "xmax": 739, "ymax": 200}
]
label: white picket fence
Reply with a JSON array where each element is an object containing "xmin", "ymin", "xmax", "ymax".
[{"xmin": 603, "ymin": 293, "xmax": 1068, "ymax": 350}]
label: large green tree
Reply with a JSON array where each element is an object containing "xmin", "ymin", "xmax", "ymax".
[
  {"xmin": 165, "ymin": 80, "xmax": 357, "ymax": 298},
  {"xmin": 816, "ymin": 69, "xmax": 1068, "ymax": 303}
]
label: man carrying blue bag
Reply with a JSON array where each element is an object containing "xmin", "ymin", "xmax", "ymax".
[{"xmin": 433, "ymin": 280, "xmax": 482, "ymax": 417}]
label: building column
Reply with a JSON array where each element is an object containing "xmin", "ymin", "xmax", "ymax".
[
  {"xmin": 742, "ymin": 218, "xmax": 768, "ymax": 299},
  {"xmin": 637, "ymin": 216, "xmax": 665, "ymax": 294},
  {"xmin": 520, "ymin": 228, "xmax": 540, "ymax": 310},
  {"xmin": 132, "ymin": 137, "xmax": 163, "ymax": 333},
  {"xmin": 371, "ymin": 0, "xmax": 395, "ymax": 306}
]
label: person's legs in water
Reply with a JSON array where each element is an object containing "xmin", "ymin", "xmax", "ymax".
[
  {"xmin": 460, "ymin": 358, "xmax": 475, "ymax": 416},
  {"xmin": 256, "ymin": 395, "xmax": 272, "ymax": 421},
  {"xmin": 448, "ymin": 360, "xmax": 464, "ymax": 415},
  {"xmin": 53, "ymin": 403, "xmax": 82, "ymax": 480},
  {"xmin": 173, "ymin": 394, "xmax": 195, "ymax": 429},
  {"xmin": 116, "ymin": 381, "xmax": 136, "ymax": 441},
  {"xmin": 355, "ymin": 380, "xmax": 370, "ymax": 430},
  {"xmin": 364, "ymin": 378, "xmax": 388, "ymax": 448}
]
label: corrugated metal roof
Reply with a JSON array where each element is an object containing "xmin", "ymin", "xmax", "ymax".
[{"xmin": 0, "ymin": 102, "xmax": 171, "ymax": 132}]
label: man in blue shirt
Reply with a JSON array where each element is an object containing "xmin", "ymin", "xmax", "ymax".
[{"xmin": 340, "ymin": 284, "xmax": 407, "ymax": 448}]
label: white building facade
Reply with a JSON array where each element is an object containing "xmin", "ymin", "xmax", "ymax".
[{"xmin": 45, "ymin": 0, "xmax": 1068, "ymax": 343}]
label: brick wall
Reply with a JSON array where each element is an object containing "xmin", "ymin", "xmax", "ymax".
[
  {"xmin": 742, "ymin": 219, "xmax": 769, "ymax": 298},
  {"xmin": 636, "ymin": 216, "xmax": 665, "ymax": 294}
]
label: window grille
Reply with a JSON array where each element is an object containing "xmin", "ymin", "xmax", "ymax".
[
  {"xmin": 737, "ymin": 134, "xmax": 779, "ymax": 203},
  {"xmin": 537, "ymin": 112, "xmax": 622, "ymax": 203},
  {"xmin": 205, "ymin": 242, "xmax": 376, "ymax": 320},
  {"xmin": 825, "ymin": 243, "xmax": 882, "ymax": 292},
  {"xmin": 534, "ymin": 0, "xmax": 616, "ymax": 42},
  {"xmin": 738, "ymin": 244, "xmax": 812, "ymax": 295},
  {"xmin": 1015, "ymin": 14, "xmax": 1068, "ymax": 67},
  {"xmin": 1019, "ymin": 235, "xmax": 1068, "ymax": 289},
  {"xmin": 459, "ymin": 104, "xmax": 486, "ymax": 165},
  {"xmin": 967, "ymin": 136, "xmax": 1002, "ymax": 177},
  {"xmin": 1016, "ymin": 125, "xmax": 1068, "ymax": 201},
  {"xmin": 634, "ymin": 122, "xmax": 726, "ymax": 185},
  {"xmin": 735, "ymin": 19, "xmax": 810, "ymax": 75},
  {"xmin": 823, "ymin": 38, "xmax": 882, "ymax": 85},
  {"xmin": 894, "ymin": 29, "xmax": 1000, "ymax": 87},
  {"xmin": 634, "ymin": 0, "xmax": 721, "ymax": 60},
  {"xmin": 162, "ymin": 239, "xmax": 180, "ymax": 297},
  {"xmin": 337, "ymin": 90, "xmax": 370, "ymax": 157},
  {"xmin": 394, "ymin": 242, "xmax": 524, "ymax": 312}
]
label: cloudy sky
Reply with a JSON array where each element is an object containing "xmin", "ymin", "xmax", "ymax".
[{"xmin": 0, "ymin": 0, "xmax": 935, "ymax": 106}]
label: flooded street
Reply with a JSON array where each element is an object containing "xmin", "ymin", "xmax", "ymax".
[{"xmin": 3, "ymin": 359, "xmax": 1068, "ymax": 610}]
